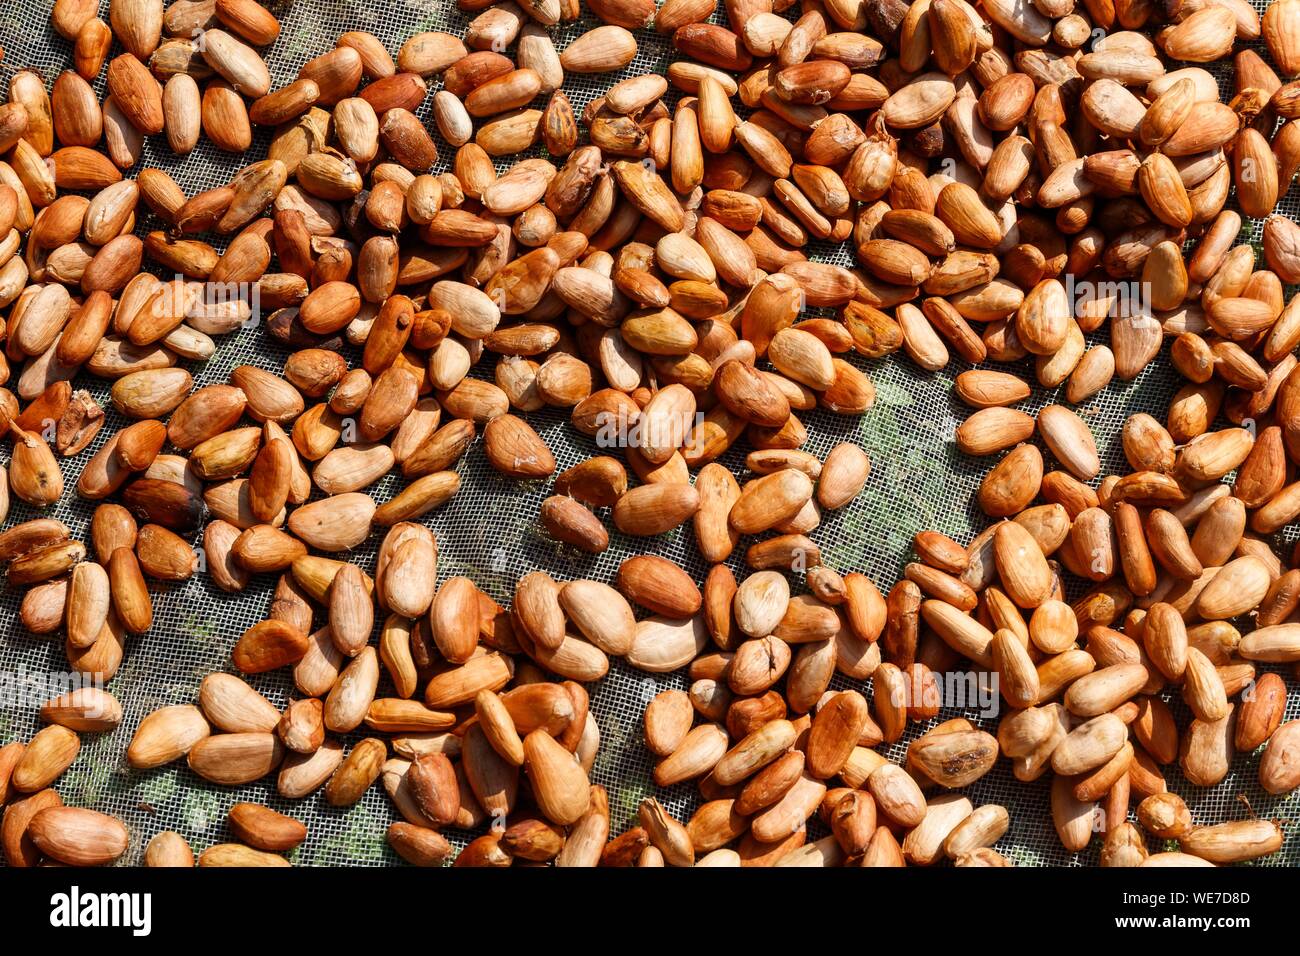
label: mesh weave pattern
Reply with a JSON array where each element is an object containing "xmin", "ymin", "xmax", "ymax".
[{"xmin": 0, "ymin": 0, "xmax": 1298, "ymax": 867}]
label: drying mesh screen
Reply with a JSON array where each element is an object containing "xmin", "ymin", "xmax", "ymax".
[{"xmin": 0, "ymin": 0, "xmax": 1298, "ymax": 866}]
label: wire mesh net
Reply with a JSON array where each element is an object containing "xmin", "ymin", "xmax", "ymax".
[{"xmin": 0, "ymin": 0, "xmax": 1298, "ymax": 866}]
